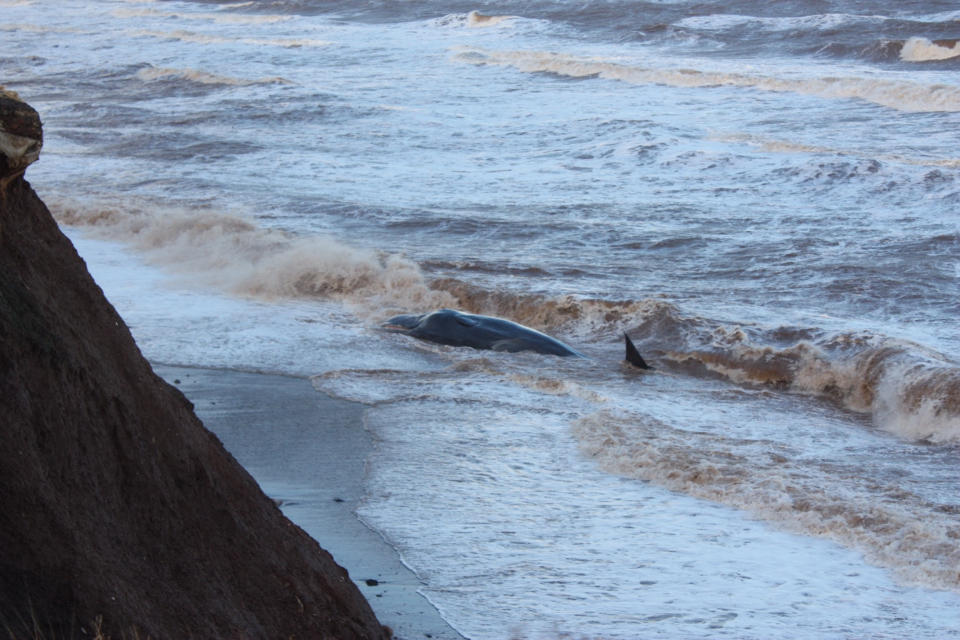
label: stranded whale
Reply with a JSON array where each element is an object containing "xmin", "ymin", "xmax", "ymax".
[{"xmin": 385, "ymin": 309, "xmax": 584, "ymax": 357}]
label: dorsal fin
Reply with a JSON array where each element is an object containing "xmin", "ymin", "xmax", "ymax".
[{"xmin": 624, "ymin": 333, "xmax": 651, "ymax": 370}]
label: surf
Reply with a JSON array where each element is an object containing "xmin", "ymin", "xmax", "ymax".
[{"xmin": 454, "ymin": 46, "xmax": 960, "ymax": 112}]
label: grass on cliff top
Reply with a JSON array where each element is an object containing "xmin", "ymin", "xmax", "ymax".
[{"xmin": 4, "ymin": 612, "xmax": 150, "ymax": 640}]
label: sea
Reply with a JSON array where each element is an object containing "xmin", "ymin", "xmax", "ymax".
[{"xmin": 4, "ymin": 0, "xmax": 960, "ymax": 637}]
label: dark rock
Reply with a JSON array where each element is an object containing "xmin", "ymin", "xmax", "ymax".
[
  {"xmin": 0, "ymin": 94, "xmax": 389, "ymax": 639},
  {"xmin": 0, "ymin": 88, "xmax": 42, "ymax": 186}
]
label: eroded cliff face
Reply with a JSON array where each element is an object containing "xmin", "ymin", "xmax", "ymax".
[{"xmin": 0, "ymin": 92, "xmax": 389, "ymax": 639}]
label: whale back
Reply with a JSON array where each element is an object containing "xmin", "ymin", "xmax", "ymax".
[{"xmin": 386, "ymin": 309, "xmax": 582, "ymax": 357}]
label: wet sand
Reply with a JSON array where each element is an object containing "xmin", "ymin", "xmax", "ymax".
[{"xmin": 154, "ymin": 365, "xmax": 463, "ymax": 640}]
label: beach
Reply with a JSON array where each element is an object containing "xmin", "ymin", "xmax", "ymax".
[{"xmin": 153, "ymin": 365, "xmax": 463, "ymax": 640}]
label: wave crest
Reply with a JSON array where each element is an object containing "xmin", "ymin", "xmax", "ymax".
[
  {"xmin": 53, "ymin": 200, "xmax": 959, "ymax": 442},
  {"xmin": 430, "ymin": 276, "xmax": 672, "ymax": 335},
  {"xmin": 655, "ymin": 321, "xmax": 960, "ymax": 443},
  {"xmin": 573, "ymin": 410, "xmax": 960, "ymax": 591},
  {"xmin": 901, "ymin": 37, "xmax": 960, "ymax": 62},
  {"xmin": 113, "ymin": 7, "xmax": 292, "ymax": 25},
  {"xmin": 467, "ymin": 10, "xmax": 514, "ymax": 28},
  {"xmin": 455, "ymin": 47, "xmax": 960, "ymax": 112},
  {"xmin": 430, "ymin": 10, "xmax": 520, "ymax": 29},
  {"xmin": 136, "ymin": 66, "xmax": 291, "ymax": 87},
  {"xmin": 53, "ymin": 200, "xmax": 454, "ymax": 315},
  {"xmin": 131, "ymin": 29, "xmax": 331, "ymax": 48}
]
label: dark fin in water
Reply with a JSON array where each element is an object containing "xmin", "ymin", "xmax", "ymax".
[{"xmin": 624, "ymin": 333, "xmax": 651, "ymax": 370}]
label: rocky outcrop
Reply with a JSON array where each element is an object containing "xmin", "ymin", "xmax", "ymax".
[
  {"xmin": 0, "ymin": 89, "xmax": 42, "ymax": 190},
  {"xmin": 0, "ymin": 92, "xmax": 390, "ymax": 639}
]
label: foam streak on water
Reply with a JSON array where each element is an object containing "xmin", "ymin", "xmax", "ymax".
[{"xmin": 6, "ymin": 0, "xmax": 960, "ymax": 637}]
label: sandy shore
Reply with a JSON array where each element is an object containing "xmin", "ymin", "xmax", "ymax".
[{"xmin": 154, "ymin": 364, "xmax": 463, "ymax": 640}]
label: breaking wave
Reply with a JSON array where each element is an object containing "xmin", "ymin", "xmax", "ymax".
[
  {"xmin": 901, "ymin": 37, "xmax": 960, "ymax": 62},
  {"xmin": 675, "ymin": 12, "xmax": 886, "ymax": 33},
  {"xmin": 130, "ymin": 29, "xmax": 331, "ymax": 48},
  {"xmin": 715, "ymin": 132, "xmax": 960, "ymax": 168},
  {"xmin": 573, "ymin": 409, "xmax": 960, "ymax": 592},
  {"xmin": 411, "ymin": 280, "xmax": 960, "ymax": 446},
  {"xmin": 625, "ymin": 304, "xmax": 960, "ymax": 443},
  {"xmin": 136, "ymin": 66, "xmax": 291, "ymax": 86},
  {"xmin": 53, "ymin": 200, "xmax": 453, "ymax": 315},
  {"xmin": 0, "ymin": 22, "xmax": 83, "ymax": 34},
  {"xmin": 467, "ymin": 10, "xmax": 514, "ymax": 28},
  {"xmin": 428, "ymin": 10, "xmax": 538, "ymax": 31},
  {"xmin": 52, "ymin": 198, "xmax": 655, "ymax": 335},
  {"xmin": 112, "ymin": 7, "xmax": 292, "ymax": 24},
  {"xmin": 455, "ymin": 47, "xmax": 960, "ymax": 112},
  {"xmin": 427, "ymin": 277, "xmax": 657, "ymax": 336},
  {"xmin": 53, "ymin": 200, "xmax": 959, "ymax": 443}
]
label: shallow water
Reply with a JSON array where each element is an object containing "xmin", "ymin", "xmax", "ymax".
[{"xmin": 7, "ymin": 0, "xmax": 960, "ymax": 636}]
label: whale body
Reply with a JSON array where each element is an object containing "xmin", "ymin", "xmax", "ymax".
[{"xmin": 385, "ymin": 309, "xmax": 583, "ymax": 357}]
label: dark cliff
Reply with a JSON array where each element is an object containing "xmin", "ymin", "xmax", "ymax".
[{"xmin": 0, "ymin": 91, "xmax": 389, "ymax": 639}]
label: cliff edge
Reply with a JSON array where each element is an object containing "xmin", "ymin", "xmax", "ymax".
[{"xmin": 0, "ymin": 91, "xmax": 389, "ymax": 639}]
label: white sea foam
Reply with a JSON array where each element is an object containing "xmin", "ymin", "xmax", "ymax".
[
  {"xmin": 901, "ymin": 37, "xmax": 960, "ymax": 62},
  {"xmin": 455, "ymin": 47, "xmax": 960, "ymax": 112},
  {"xmin": 871, "ymin": 365, "xmax": 960, "ymax": 443},
  {"xmin": 785, "ymin": 342, "xmax": 960, "ymax": 444},
  {"xmin": 136, "ymin": 66, "xmax": 291, "ymax": 87},
  {"xmin": 0, "ymin": 22, "xmax": 82, "ymax": 34},
  {"xmin": 715, "ymin": 132, "xmax": 960, "ymax": 167},
  {"xmin": 467, "ymin": 10, "xmax": 515, "ymax": 28},
  {"xmin": 113, "ymin": 7, "xmax": 292, "ymax": 25},
  {"xmin": 677, "ymin": 12, "xmax": 884, "ymax": 32},
  {"xmin": 573, "ymin": 409, "xmax": 960, "ymax": 592},
  {"xmin": 53, "ymin": 201, "xmax": 454, "ymax": 317},
  {"xmin": 913, "ymin": 10, "xmax": 960, "ymax": 24},
  {"xmin": 130, "ymin": 29, "xmax": 239, "ymax": 45},
  {"xmin": 0, "ymin": 22, "xmax": 42, "ymax": 32},
  {"xmin": 310, "ymin": 362, "xmax": 960, "ymax": 639},
  {"xmin": 429, "ymin": 11, "xmax": 522, "ymax": 30},
  {"xmin": 245, "ymin": 37, "xmax": 332, "ymax": 48},
  {"xmin": 130, "ymin": 29, "xmax": 331, "ymax": 48},
  {"xmin": 658, "ymin": 325, "xmax": 960, "ymax": 445}
]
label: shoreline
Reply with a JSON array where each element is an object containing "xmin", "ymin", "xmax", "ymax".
[{"xmin": 153, "ymin": 364, "xmax": 463, "ymax": 640}]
